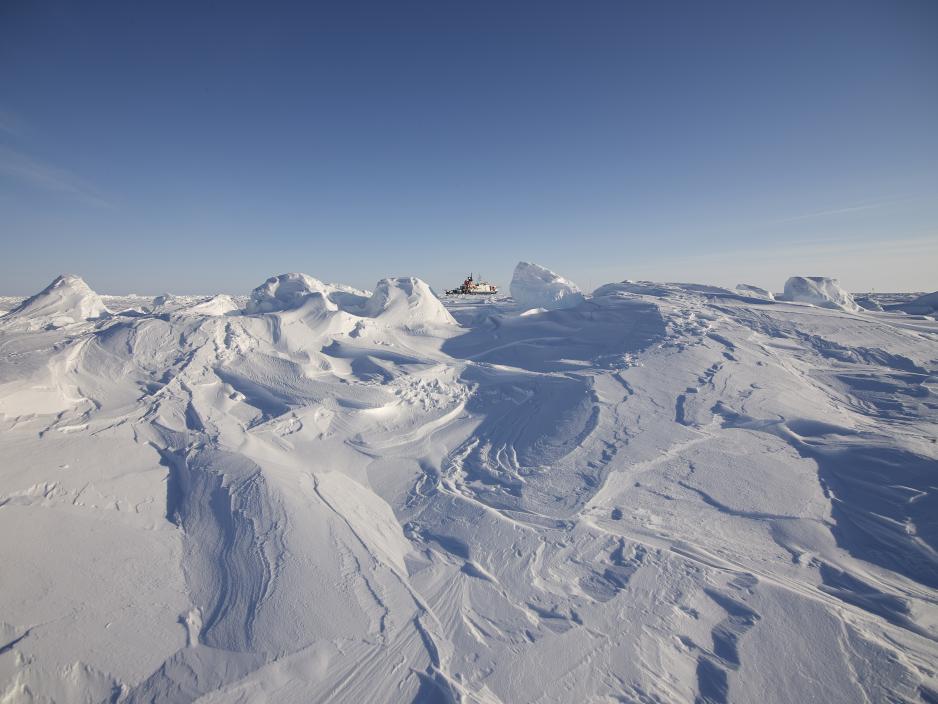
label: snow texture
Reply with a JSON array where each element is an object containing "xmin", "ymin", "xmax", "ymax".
[
  {"xmin": 510, "ymin": 261, "xmax": 585, "ymax": 310},
  {"xmin": 781, "ymin": 276, "xmax": 860, "ymax": 311},
  {"xmin": 1, "ymin": 271, "xmax": 937, "ymax": 703}
]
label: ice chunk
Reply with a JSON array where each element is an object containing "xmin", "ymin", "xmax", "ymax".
[
  {"xmin": 781, "ymin": 276, "xmax": 859, "ymax": 311},
  {"xmin": 510, "ymin": 261, "xmax": 585, "ymax": 310},
  {"xmin": 4, "ymin": 274, "xmax": 110, "ymax": 325}
]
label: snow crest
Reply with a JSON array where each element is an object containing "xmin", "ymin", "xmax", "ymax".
[
  {"xmin": 781, "ymin": 276, "xmax": 859, "ymax": 311},
  {"xmin": 510, "ymin": 261, "xmax": 585, "ymax": 310}
]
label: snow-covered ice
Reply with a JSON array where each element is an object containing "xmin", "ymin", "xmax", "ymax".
[
  {"xmin": 1, "ymin": 271, "xmax": 937, "ymax": 703},
  {"xmin": 781, "ymin": 275, "xmax": 860, "ymax": 311},
  {"xmin": 245, "ymin": 272, "xmax": 371, "ymax": 314},
  {"xmin": 735, "ymin": 283, "xmax": 775, "ymax": 300},
  {"xmin": 3, "ymin": 274, "xmax": 110, "ymax": 328},
  {"xmin": 510, "ymin": 261, "xmax": 585, "ymax": 310}
]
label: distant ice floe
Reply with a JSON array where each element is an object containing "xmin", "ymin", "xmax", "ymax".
[
  {"xmin": 899, "ymin": 290, "xmax": 938, "ymax": 316},
  {"xmin": 510, "ymin": 261, "xmax": 585, "ymax": 310},
  {"xmin": 854, "ymin": 295, "xmax": 884, "ymax": 311},
  {"xmin": 2, "ymin": 274, "xmax": 110, "ymax": 328},
  {"xmin": 780, "ymin": 276, "xmax": 860, "ymax": 311}
]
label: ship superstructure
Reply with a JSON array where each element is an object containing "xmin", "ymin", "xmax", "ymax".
[{"xmin": 445, "ymin": 273, "xmax": 498, "ymax": 295}]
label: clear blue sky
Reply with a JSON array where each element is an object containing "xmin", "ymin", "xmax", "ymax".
[{"xmin": 1, "ymin": 0, "xmax": 936, "ymax": 295}]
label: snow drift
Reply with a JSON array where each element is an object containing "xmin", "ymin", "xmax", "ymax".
[
  {"xmin": 781, "ymin": 276, "xmax": 860, "ymax": 311},
  {"xmin": 3, "ymin": 274, "xmax": 109, "ymax": 326},
  {"xmin": 510, "ymin": 261, "xmax": 585, "ymax": 310},
  {"xmin": 736, "ymin": 283, "xmax": 775, "ymax": 300},
  {"xmin": 152, "ymin": 294, "xmax": 241, "ymax": 317},
  {"xmin": 179, "ymin": 294, "xmax": 240, "ymax": 316}
]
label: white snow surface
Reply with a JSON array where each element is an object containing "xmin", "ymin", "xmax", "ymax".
[
  {"xmin": 1, "ymin": 273, "xmax": 937, "ymax": 703},
  {"xmin": 510, "ymin": 261, "xmax": 585, "ymax": 310},
  {"xmin": 781, "ymin": 276, "xmax": 860, "ymax": 311}
]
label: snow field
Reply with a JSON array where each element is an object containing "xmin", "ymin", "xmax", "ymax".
[{"xmin": 0, "ymin": 269, "xmax": 936, "ymax": 702}]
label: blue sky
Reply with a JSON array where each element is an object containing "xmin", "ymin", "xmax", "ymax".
[{"xmin": 1, "ymin": 0, "xmax": 936, "ymax": 294}]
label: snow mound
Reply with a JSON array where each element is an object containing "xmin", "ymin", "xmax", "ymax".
[
  {"xmin": 246, "ymin": 273, "xmax": 452, "ymax": 329},
  {"xmin": 735, "ymin": 284, "xmax": 775, "ymax": 300},
  {"xmin": 781, "ymin": 276, "xmax": 859, "ymax": 311},
  {"xmin": 4, "ymin": 274, "xmax": 110, "ymax": 325},
  {"xmin": 246, "ymin": 273, "xmax": 373, "ymax": 314},
  {"xmin": 363, "ymin": 277, "xmax": 455, "ymax": 327},
  {"xmin": 246, "ymin": 273, "xmax": 333, "ymax": 313},
  {"xmin": 899, "ymin": 290, "xmax": 938, "ymax": 315},
  {"xmin": 180, "ymin": 295, "xmax": 240, "ymax": 316},
  {"xmin": 510, "ymin": 261, "xmax": 585, "ymax": 310}
]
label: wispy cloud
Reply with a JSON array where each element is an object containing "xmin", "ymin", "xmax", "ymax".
[
  {"xmin": 769, "ymin": 195, "xmax": 919, "ymax": 225},
  {"xmin": 0, "ymin": 145, "xmax": 112, "ymax": 208}
]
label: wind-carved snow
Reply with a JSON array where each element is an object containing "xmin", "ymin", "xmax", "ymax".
[{"xmin": 1, "ymin": 273, "xmax": 937, "ymax": 703}]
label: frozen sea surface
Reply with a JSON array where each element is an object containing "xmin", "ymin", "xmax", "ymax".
[{"xmin": 0, "ymin": 275, "xmax": 936, "ymax": 703}]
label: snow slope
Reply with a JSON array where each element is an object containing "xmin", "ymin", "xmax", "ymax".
[{"xmin": 1, "ymin": 272, "xmax": 937, "ymax": 703}]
